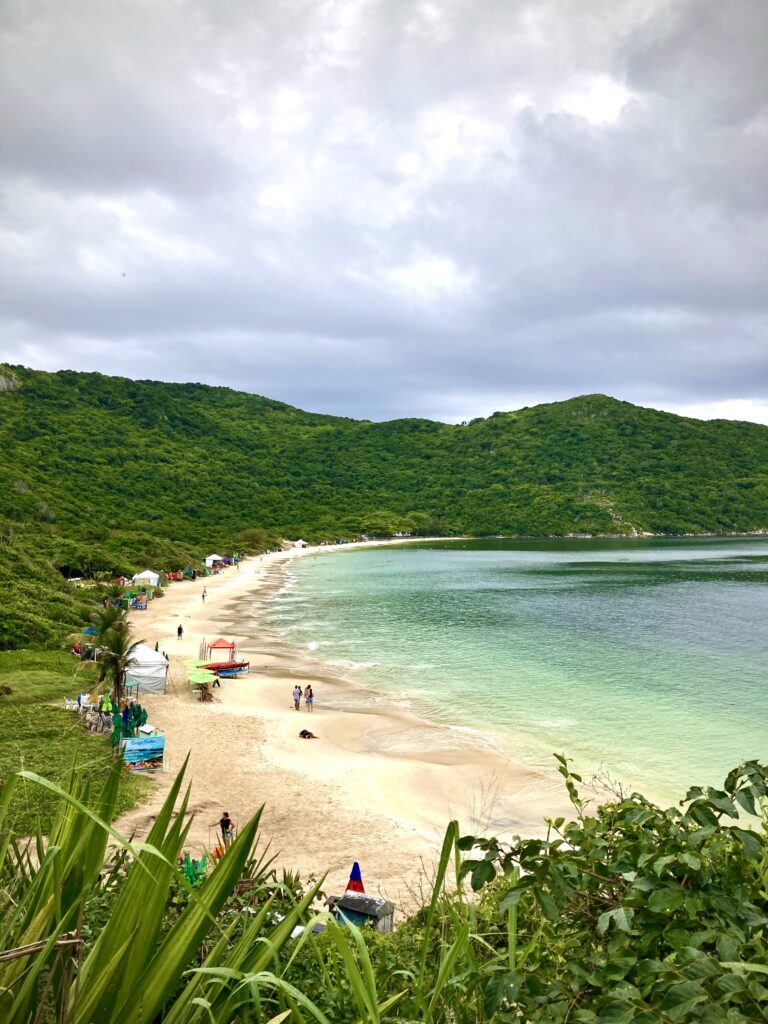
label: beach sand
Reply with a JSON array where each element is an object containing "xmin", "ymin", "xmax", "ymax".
[{"xmin": 115, "ymin": 543, "xmax": 574, "ymax": 909}]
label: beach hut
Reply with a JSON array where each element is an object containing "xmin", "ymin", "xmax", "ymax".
[
  {"xmin": 124, "ymin": 643, "xmax": 169, "ymax": 694},
  {"xmin": 203, "ymin": 554, "xmax": 224, "ymax": 568},
  {"xmin": 132, "ymin": 569, "xmax": 160, "ymax": 587},
  {"xmin": 206, "ymin": 637, "xmax": 236, "ymax": 662},
  {"xmin": 325, "ymin": 894, "xmax": 394, "ymax": 933}
]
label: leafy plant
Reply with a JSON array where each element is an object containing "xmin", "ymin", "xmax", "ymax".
[{"xmin": 457, "ymin": 756, "xmax": 768, "ymax": 1021}]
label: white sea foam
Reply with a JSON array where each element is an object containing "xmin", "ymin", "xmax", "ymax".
[
  {"xmin": 327, "ymin": 659, "xmax": 378, "ymax": 671},
  {"xmin": 281, "ymin": 622, "xmax": 329, "ymax": 632}
]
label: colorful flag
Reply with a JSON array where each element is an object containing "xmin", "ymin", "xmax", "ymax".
[{"xmin": 346, "ymin": 861, "xmax": 365, "ymax": 893}]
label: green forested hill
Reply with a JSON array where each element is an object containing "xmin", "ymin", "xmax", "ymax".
[{"xmin": 2, "ymin": 364, "xmax": 768, "ymax": 647}]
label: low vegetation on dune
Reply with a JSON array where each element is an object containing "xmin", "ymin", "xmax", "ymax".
[
  {"xmin": 0, "ymin": 756, "xmax": 765, "ymax": 1022},
  {"xmin": 0, "ymin": 650, "xmax": 148, "ymax": 836},
  {"xmin": 2, "ymin": 364, "xmax": 768, "ymax": 650}
]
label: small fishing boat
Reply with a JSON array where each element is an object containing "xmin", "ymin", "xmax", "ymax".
[{"xmin": 201, "ymin": 660, "xmax": 250, "ymax": 677}]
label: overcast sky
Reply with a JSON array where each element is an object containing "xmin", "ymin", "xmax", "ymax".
[{"xmin": 1, "ymin": 0, "xmax": 767, "ymax": 423}]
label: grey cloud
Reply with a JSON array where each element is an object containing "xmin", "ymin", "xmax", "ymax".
[{"xmin": 0, "ymin": 0, "xmax": 767, "ymax": 423}]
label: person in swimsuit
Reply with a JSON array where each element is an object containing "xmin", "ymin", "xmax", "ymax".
[{"xmin": 305, "ymin": 686, "xmax": 314, "ymax": 712}]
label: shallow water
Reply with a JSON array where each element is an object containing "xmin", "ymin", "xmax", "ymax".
[{"xmin": 265, "ymin": 538, "xmax": 768, "ymax": 803}]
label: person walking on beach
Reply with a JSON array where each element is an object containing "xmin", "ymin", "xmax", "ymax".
[
  {"xmin": 211, "ymin": 811, "xmax": 233, "ymax": 849},
  {"xmin": 177, "ymin": 624, "xmax": 183, "ymax": 640},
  {"xmin": 202, "ymin": 587, "xmax": 207, "ymax": 603},
  {"xmin": 292, "ymin": 685, "xmax": 302, "ymax": 710},
  {"xmin": 305, "ymin": 685, "xmax": 314, "ymax": 712}
]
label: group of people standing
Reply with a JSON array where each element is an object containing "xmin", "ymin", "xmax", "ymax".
[{"xmin": 292, "ymin": 684, "xmax": 314, "ymax": 711}]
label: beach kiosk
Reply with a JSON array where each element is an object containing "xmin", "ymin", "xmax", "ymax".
[
  {"xmin": 124, "ymin": 643, "xmax": 169, "ymax": 695},
  {"xmin": 132, "ymin": 569, "xmax": 160, "ymax": 588}
]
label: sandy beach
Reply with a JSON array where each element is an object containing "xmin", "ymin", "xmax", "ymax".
[{"xmin": 116, "ymin": 542, "xmax": 573, "ymax": 909}]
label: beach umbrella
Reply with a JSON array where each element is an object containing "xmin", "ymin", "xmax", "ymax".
[
  {"xmin": 188, "ymin": 669, "xmax": 217, "ymax": 686},
  {"xmin": 345, "ymin": 862, "xmax": 365, "ymax": 894}
]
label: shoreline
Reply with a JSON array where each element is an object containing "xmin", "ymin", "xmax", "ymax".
[{"xmin": 116, "ymin": 540, "xmax": 574, "ymax": 906}]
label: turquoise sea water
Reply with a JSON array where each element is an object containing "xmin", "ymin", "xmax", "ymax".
[{"xmin": 265, "ymin": 539, "xmax": 768, "ymax": 802}]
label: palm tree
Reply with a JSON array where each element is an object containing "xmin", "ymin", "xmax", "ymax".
[
  {"xmin": 104, "ymin": 581, "xmax": 125, "ymax": 603},
  {"xmin": 89, "ymin": 602, "xmax": 123, "ymax": 638},
  {"xmin": 87, "ymin": 604, "xmax": 125, "ymax": 681},
  {"xmin": 100, "ymin": 619, "xmax": 142, "ymax": 705}
]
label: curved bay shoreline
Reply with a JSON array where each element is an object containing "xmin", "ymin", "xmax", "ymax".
[{"xmin": 116, "ymin": 542, "xmax": 574, "ymax": 906}]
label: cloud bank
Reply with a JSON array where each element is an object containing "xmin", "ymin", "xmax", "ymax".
[{"xmin": 1, "ymin": 0, "xmax": 766, "ymax": 422}]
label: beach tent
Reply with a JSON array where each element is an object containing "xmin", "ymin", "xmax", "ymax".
[
  {"xmin": 132, "ymin": 569, "xmax": 160, "ymax": 587},
  {"xmin": 294, "ymin": 539, "xmax": 308, "ymax": 548},
  {"xmin": 124, "ymin": 643, "xmax": 169, "ymax": 694},
  {"xmin": 206, "ymin": 637, "xmax": 236, "ymax": 661},
  {"xmin": 203, "ymin": 554, "xmax": 224, "ymax": 568}
]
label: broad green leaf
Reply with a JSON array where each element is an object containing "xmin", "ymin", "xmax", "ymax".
[{"xmin": 647, "ymin": 887, "xmax": 684, "ymax": 913}]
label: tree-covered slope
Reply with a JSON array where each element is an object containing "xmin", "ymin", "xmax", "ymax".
[
  {"xmin": 1, "ymin": 363, "xmax": 768, "ymax": 647},
  {"xmin": 2, "ymin": 364, "xmax": 768, "ymax": 543}
]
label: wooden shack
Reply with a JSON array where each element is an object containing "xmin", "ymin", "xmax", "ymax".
[{"xmin": 325, "ymin": 893, "xmax": 394, "ymax": 933}]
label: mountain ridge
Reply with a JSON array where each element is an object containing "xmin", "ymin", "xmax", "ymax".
[{"xmin": 2, "ymin": 364, "xmax": 768, "ymax": 648}]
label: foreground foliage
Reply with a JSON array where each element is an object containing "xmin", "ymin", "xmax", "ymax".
[
  {"xmin": 0, "ymin": 757, "xmax": 766, "ymax": 1022},
  {"xmin": 3, "ymin": 364, "xmax": 768, "ymax": 648}
]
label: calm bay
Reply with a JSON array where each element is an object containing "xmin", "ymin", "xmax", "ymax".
[{"xmin": 266, "ymin": 538, "xmax": 768, "ymax": 804}]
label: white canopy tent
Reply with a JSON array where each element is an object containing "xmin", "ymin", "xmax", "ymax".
[
  {"xmin": 203, "ymin": 554, "xmax": 224, "ymax": 567},
  {"xmin": 132, "ymin": 569, "xmax": 160, "ymax": 587},
  {"xmin": 124, "ymin": 644, "xmax": 169, "ymax": 694}
]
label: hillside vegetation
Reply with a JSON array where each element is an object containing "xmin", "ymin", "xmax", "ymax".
[{"xmin": 2, "ymin": 364, "xmax": 768, "ymax": 648}]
